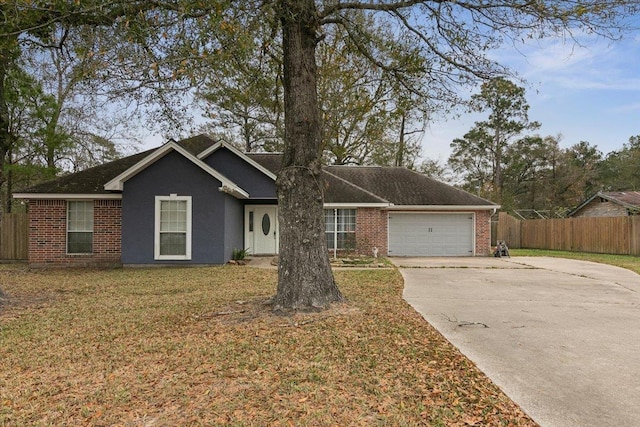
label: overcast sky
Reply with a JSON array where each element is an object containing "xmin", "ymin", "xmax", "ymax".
[{"xmin": 422, "ymin": 31, "xmax": 640, "ymax": 162}]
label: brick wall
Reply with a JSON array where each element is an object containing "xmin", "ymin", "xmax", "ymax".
[
  {"xmin": 356, "ymin": 207, "xmax": 388, "ymax": 257},
  {"xmin": 474, "ymin": 210, "xmax": 492, "ymax": 256},
  {"xmin": 28, "ymin": 199, "xmax": 122, "ymax": 267},
  {"xmin": 354, "ymin": 208, "xmax": 493, "ymax": 257}
]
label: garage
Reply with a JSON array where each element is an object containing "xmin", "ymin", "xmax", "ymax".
[{"xmin": 388, "ymin": 212, "xmax": 474, "ymax": 256}]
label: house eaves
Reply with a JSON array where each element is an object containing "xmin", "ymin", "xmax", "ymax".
[
  {"xmin": 13, "ymin": 193, "xmax": 123, "ymax": 200},
  {"xmin": 324, "ymin": 202, "xmax": 393, "ymax": 208},
  {"xmin": 384, "ymin": 205, "xmax": 500, "ymax": 211},
  {"xmin": 104, "ymin": 140, "xmax": 249, "ymax": 199}
]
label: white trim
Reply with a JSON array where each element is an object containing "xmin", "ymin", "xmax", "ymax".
[
  {"xmin": 154, "ymin": 195, "xmax": 192, "ymax": 260},
  {"xmin": 323, "ymin": 202, "xmax": 392, "ymax": 208},
  {"xmin": 384, "ymin": 205, "xmax": 499, "ymax": 211},
  {"xmin": 13, "ymin": 193, "xmax": 122, "ymax": 200},
  {"xmin": 104, "ymin": 140, "xmax": 249, "ymax": 199},
  {"xmin": 324, "ymin": 208, "xmax": 357, "ymax": 258},
  {"xmin": 387, "ymin": 211, "xmax": 476, "ymax": 256},
  {"xmin": 67, "ymin": 200, "xmax": 94, "ymax": 255},
  {"xmin": 197, "ymin": 140, "xmax": 277, "ymax": 180}
]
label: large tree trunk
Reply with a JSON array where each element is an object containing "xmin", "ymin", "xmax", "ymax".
[
  {"xmin": 0, "ymin": 44, "xmax": 13, "ymax": 214},
  {"xmin": 273, "ymin": 0, "xmax": 343, "ymax": 312}
]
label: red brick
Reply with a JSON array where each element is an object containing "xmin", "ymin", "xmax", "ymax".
[{"xmin": 28, "ymin": 199, "xmax": 122, "ymax": 267}]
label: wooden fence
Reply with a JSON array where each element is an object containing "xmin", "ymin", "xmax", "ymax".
[
  {"xmin": 495, "ymin": 212, "xmax": 521, "ymax": 249},
  {"xmin": 496, "ymin": 211, "xmax": 640, "ymax": 256},
  {"xmin": 0, "ymin": 212, "xmax": 28, "ymax": 260}
]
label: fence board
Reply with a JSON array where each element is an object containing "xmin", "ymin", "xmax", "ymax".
[
  {"xmin": 0, "ymin": 212, "xmax": 28, "ymax": 260},
  {"xmin": 496, "ymin": 212, "xmax": 521, "ymax": 248},
  {"xmin": 501, "ymin": 212, "xmax": 640, "ymax": 256}
]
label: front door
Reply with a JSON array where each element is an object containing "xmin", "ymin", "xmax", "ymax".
[{"xmin": 245, "ymin": 206, "xmax": 278, "ymax": 255}]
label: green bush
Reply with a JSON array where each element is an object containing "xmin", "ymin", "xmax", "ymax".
[{"xmin": 232, "ymin": 247, "xmax": 251, "ymax": 261}]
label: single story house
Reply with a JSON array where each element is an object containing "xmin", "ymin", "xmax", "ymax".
[
  {"xmin": 14, "ymin": 134, "xmax": 499, "ymax": 267},
  {"xmin": 569, "ymin": 191, "xmax": 640, "ymax": 218}
]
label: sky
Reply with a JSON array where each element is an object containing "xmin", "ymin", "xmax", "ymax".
[
  {"xmin": 421, "ymin": 31, "xmax": 640, "ymax": 162},
  {"xmin": 141, "ymin": 27, "xmax": 640, "ymax": 163}
]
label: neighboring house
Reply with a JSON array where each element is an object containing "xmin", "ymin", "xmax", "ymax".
[
  {"xmin": 569, "ymin": 191, "xmax": 640, "ymax": 218},
  {"xmin": 13, "ymin": 134, "xmax": 499, "ymax": 267}
]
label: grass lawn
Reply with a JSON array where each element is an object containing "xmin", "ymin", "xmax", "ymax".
[
  {"xmin": 510, "ymin": 249, "xmax": 640, "ymax": 275},
  {"xmin": 0, "ymin": 265, "xmax": 536, "ymax": 426}
]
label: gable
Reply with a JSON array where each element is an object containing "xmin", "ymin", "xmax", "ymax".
[
  {"xmin": 125, "ymin": 150, "xmax": 224, "ymax": 191},
  {"xmin": 202, "ymin": 147, "xmax": 276, "ymax": 199},
  {"xmin": 104, "ymin": 141, "xmax": 248, "ymax": 199},
  {"xmin": 570, "ymin": 191, "xmax": 640, "ymax": 217},
  {"xmin": 573, "ymin": 199, "xmax": 629, "ymax": 217}
]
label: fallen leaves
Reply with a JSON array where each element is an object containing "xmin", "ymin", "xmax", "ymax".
[{"xmin": 0, "ymin": 265, "xmax": 538, "ymax": 426}]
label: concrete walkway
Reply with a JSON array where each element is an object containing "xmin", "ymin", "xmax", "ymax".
[{"xmin": 396, "ymin": 256, "xmax": 640, "ymax": 427}]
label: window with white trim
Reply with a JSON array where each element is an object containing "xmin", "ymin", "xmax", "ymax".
[
  {"xmin": 325, "ymin": 208, "xmax": 356, "ymax": 252},
  {"xmin": 67, "ymin": 201, "xmax": 93, "ymax": 254},
  {"xmin": 155, "ymin": 195, "xmax": 192, "ymax": 260}
]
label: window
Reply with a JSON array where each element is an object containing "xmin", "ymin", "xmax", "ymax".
[
  {"xmin": 155, "ymin": 195, "xmax": 192, "ymax": 260},
  {"xmin": 325, "ymin": 208, "xmax": 356, "ymax": 253},
  {"xmin": 67, "ymin": 201, "xmax": 93, "ymax": 254}
]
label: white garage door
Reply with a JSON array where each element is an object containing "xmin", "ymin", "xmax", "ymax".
[{"xmin": 388, "ymin": 213, "xmax": 474, "ymax": 256}]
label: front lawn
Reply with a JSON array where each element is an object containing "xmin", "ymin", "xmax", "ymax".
[
  {"xmin": 0, "ymin": 265, "xmax": 536, "ymax": 426},
  {"xmin": 509, "ymin": 249, "xmax": 640, "ymax": 275}
]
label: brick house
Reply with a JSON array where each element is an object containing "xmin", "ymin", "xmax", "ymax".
[{"xmin": 14, "ymin": 135, "xmax": 499, "ymax": 267}]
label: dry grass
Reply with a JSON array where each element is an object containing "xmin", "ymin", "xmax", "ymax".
[{"xmin": 0, "ymin": 265, "xmax": 536, "ymax": 426}]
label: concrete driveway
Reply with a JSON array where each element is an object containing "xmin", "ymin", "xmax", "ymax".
[{"xmin": 395, "ymin": 256, "xmax": 640, "ymax": 427}]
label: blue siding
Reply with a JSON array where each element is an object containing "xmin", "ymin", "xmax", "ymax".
[
  {"xmin": 121, "ymin": 150, "xmax": 240, "ymax": 265},
  {"xmin": 224, "ymin": 197, "xmax": 244, "ymax": 259},
  {"xmin": 203, "ymin": 148, "xmax": 276, "ymax": 199}
]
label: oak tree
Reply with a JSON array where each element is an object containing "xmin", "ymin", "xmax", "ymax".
[{"xmin": 4, "ymin": 0, "xmax": 640, "ymax": 311}]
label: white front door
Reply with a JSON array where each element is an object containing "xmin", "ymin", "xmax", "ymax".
[{"xmin": 245, "ymin": 206, "xmax": 278, "ymax": 255}]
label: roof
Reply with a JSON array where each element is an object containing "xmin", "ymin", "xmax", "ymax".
[
  {"xmin": 15, "ymin": 149, "xmax": 155, "ymax": 194},
  {"xmin": 569, "ymin": 191, "xmax": 640, "ymax": 216},
  {"xmin": 245, "ymin": 153, "xmax": 283, "ymax": 175},
  {"xmin": 601, "ymin": 191, "xmax": 640, "ymax": 207},
  {"xmin": 325, "ymin": 165, "xmax": 496, "ymax": 206},
  {"xmin": 175, "ymin": 134, "xmax": 219, "ymax": 155},
  {"xmin": 14, "ymin": 134, "xmax": 499, "ymax": 209}
]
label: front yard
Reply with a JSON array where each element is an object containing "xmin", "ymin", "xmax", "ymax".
[{"xmin": 0, "ymin": 265, "xmax": 535, "ymax": 426}]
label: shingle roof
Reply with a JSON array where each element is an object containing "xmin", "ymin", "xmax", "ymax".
[
  {"xmin": 601, "ymin": 191, "xmax": 640, "ymax": 208},
  {"xmin": 16, "ymin": 135, "xmax": 498, "ymax": 208},
  {"xmin": 245, "ymin": 153, "xmax": 283, "ymax": 175},
  {"xmin": 322, "ymin": 170, "xmax": 389, "ymax": 204},
  {"xmin": 175, "ymin": 134, "xmax": 218, "ymax": 155},
  {"xmin": 325, "ymin": 165, "xmax": 495, "ymax": 206},
  {"xmin": 18, "ymin": 149, "xmax": 155, "ymax": 194}
]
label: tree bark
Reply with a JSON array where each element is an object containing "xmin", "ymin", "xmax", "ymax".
[
  {"xmin": 0, "ymin": 43, "xmax": 14, "ymax": 214},
  {"xmin": 273, "ymin": 0, "xmax": 343, "ymax": 312}
]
